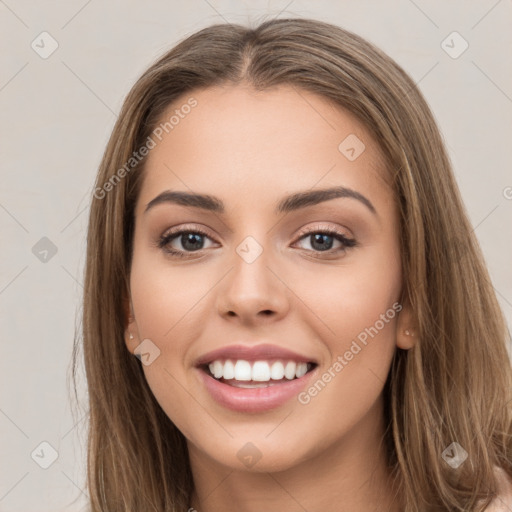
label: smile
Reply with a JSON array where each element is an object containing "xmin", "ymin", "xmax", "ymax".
[{"xmin": 197, "ymin": 359, "xmax": 318, "ymax": 412}]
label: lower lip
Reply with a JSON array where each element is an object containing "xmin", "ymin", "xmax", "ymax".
[{"xmin": 197, "ymin": 367, "xmax": 317, "ymax": 413}]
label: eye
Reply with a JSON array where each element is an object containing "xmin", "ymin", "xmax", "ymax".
[
  {"xmin": 156, "ymin": 224, "xmax": 357, "ymax": 259},
  {"xmin": 293, "ymin": 226, "xmax": 356, "ymax": 256},
  {"xmin": 157, "ymin": 225, "xmax": 217, "ymax": 258}
]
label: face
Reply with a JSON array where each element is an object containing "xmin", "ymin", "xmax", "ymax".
[{"xmin": 125, "ymin": 84, "xmax": 413, "ymax": 473}]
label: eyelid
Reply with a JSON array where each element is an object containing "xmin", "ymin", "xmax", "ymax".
[
  {"xmin": 160, "ymin": 223, "xmax": 216, "ymax": 240},
  {"xmin": 293, "ymin": 223, "xmax": 354, "ymax": 241}
]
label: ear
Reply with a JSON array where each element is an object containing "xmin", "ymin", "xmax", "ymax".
[
  {"xmin": 123, "ymin": 294, "xmax": 139, "ymax": 354},
  {"xmin": 395, "ymin": 300, "xmax": 417, "ymax": 350}
]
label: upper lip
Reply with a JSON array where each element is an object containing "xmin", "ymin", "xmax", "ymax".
[{"xmin": 194, "ymin": 343, "xmax": 318, "ymax": 367}]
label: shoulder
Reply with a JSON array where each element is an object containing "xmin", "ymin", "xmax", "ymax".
[{"xmin": 484, "ymin": 467, "xmax": 512, "ymax": 511}]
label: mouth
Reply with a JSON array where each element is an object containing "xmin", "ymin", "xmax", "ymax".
[{"xmin": 196, "ymin": 358, "xmax": 319, "ymax": 412}]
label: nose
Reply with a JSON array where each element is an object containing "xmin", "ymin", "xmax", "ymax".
[{"xmin": 216, "ymin": 246, "xmax": 290, "ymax": 326}]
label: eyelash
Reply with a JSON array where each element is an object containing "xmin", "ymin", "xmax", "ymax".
[{"xmin": 157, "ymin": 224, "xmax": 357, "ymax": 259}]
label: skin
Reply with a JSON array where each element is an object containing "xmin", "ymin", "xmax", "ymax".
[{"xmin": 124, "ymin": 84, "xmax": 415, "ymax": 512}]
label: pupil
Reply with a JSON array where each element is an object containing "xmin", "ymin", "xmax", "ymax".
[
  {"xmin": 182, "ymin": 233, "xmax": 203, "ymax": 251},
  {"xmin": 311, "ymin": 233, "xmax": 333, "ymax": 251}
]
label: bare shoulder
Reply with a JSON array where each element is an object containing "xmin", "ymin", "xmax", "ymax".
[{"xmin": 484, "ymin": 467, "xmax": 512, "ymax": 511}]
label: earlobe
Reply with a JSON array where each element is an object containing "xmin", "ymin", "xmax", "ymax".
[
  {"xmin": 124, "ymin": 318, "xmax": 139, "ymax": 354},
  {"xmin": 398, "ymin": 328, "xmax": 416, "ymax": 350},
  {"xmin": 396, "ymin": 302, "xmax": 417, "ymax": 350},
  {"xmin": 123, "ymin": 295, "xmax": 139, "ymax": 353}
]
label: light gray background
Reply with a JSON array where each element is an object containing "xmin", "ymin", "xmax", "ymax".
[{"xmin": 1, "ymin": 1, "xmax": 511, "ymax": 511}]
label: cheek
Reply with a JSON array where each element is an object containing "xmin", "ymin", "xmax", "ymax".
[
  {"xmin": 128, "ymin": 252, "xmax": 211, "ymax": 430},
  {"xmin": 289, "ymin": 247, "xmax": 401, "ymax": 405},
  {"xmin": 129, "ymin": 251, "xmax": 213, "ymax": 340},
  {"xmin": 289, "ymin": 248, "xmax": 401, "ymax": 345},
  {"xmin": 293, "ymin": 277, "xmax": 400, "ymax": 441}
]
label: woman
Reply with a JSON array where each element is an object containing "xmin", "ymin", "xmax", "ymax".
[{"xmin": 75, "ymin": 18, "xmax": 512, "ymax": 511}]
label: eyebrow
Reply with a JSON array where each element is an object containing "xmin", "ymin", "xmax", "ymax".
[{"xmin": 144, "ymin": 186, "xmax": 377, "ymax": 216}]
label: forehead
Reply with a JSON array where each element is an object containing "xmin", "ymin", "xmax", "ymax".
[{"xmin": 136, "ymin": 84, "xmax": 391, "ymax": 215}]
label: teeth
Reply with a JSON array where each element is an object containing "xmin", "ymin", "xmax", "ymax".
[
  {"xmin": 234, "ymin": 360, "xmax": 252, "ymax": 381},
  {"xmin": 252, "ymin": 361, "xmax": 271, "ymax": 381},
  {"xmin": 296, "ymin": 362, "xmax": 307, "ymax": 378},
  {"xmin": 212, "ymin": 360, "xmax": 223, "ymax": 379},
  {"xmin": 284, "ymin": 361, "xmax": 296, "ymax": 380},
  {"xmin": 223, "ymin": 359, "xmax": 235, "ymax": 379},
  {"xmin": 270, "ymin": 361, "xmax": 285, "ymax": 380},
  {"xmin": 207, "ymin": 359, "xmax": 311, "ymax": 382}
]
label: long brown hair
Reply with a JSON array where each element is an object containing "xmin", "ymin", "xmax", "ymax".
[{"xmin": 72, "ymin": 17, "xmax": 512, "ymax": 511}]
